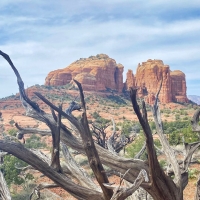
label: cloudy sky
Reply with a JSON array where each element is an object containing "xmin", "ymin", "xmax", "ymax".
[{"xmin": 0, "ymin": 0, "xmax": 200, "ymax": 98}]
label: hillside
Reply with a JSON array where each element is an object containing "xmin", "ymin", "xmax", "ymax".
[{"xmin": 0, "ymin": 84, "xmax": 199, "ymax": 199}]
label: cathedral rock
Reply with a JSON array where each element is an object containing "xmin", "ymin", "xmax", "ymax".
[
  {"xmin": 45, "ymin": 54, "xmax": 124, "ymax": 92},
  {"xmin": 125, "ymin": 59, "xmax": 188, "ymax": 104},
  {"xmin": 45, "ymin": 55, "xmax": 188, "ymax": 104}
]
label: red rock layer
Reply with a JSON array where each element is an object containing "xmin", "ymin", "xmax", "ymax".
[
  {"xmin": 170, "ymin": 70, "xmax": 188, "ymax": 103},
  {"xmin": 45, "ymin": 54, "xmax": 124, "ymax": 92},
  {"xmin": 125, "ymin": 59, "xmax": 188, "ymax": 104}
]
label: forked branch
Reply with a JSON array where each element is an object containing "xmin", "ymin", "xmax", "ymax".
[{"xmin": 103, "ymin": 169, "xmax": 148, "ymax": 200}]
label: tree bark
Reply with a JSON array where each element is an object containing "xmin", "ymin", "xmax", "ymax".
[
  {"xmin": 0, "ymin": 170, "xmax": 11, "ymax": 200},
  {"xmin": 0, "ymin": 140, "xmax": 104, "ymax": 200}
]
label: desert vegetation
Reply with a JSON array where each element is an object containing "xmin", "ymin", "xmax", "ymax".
[{"xmin": 0, "ymin": 51, "xmax": 200, "ymax": 200}]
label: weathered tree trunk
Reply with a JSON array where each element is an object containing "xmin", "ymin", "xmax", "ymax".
[
  {"xmin": 0, "ymin": 170, "xmax": 11, "ymax": 200},
  {"xmin": 130, "ymin": 88, "xmax": 182, "ymax": 200}
]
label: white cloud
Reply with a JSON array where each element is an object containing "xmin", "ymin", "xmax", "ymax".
[{"xmin": 0, "ymin": 1, "xmax": 200, "ymax": 97}]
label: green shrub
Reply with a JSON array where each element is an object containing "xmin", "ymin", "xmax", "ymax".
[
  {"xmin": 121, "ymin": 120, "xmax": 141, "ymax": 136},
  {"xmin": 188, "ymin": 168, "xmax": 199, "ymax": 179},
  {"xmin": 25, "ymin": 135, "xmax": 46, "ymax": 149},
  {"xmin": 159, "ymin": 160, "xmax": 167, "ymax": 169},
  {"xmin": 92, "ymin": 111, "xmax": 100, "ymax": 119},
  {"xmin": 8, "ymin": 129, "xmax": 18, "ymax": 137},
  {"xmin": 126, "ymin": 133, "xmax": 146, "ymax": 159},
  {"xmin": 1, "ymin": 155, "xmax": 34, "ymax": 186},
  {"xmin": 9, "ymin": 120, "xmax": 15, "ymax": 126}
]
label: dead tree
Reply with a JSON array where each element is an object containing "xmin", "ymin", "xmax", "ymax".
[
  {"xmin": 0, "ymin": 50, "xmax": 200, "ymax": 200},
  {"xmin": 91, "ymin": 117, "xmax": 135, "ymax": 153},
  {"xmin": 191, "ymin": 108, "xmax": 200, "ymax": 200},
  {"xmin": 0, "ymin": 170, "xmax": 11, "ymax": 200}
]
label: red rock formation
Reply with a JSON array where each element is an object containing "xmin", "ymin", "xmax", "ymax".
[
  {"xmin": 135, "ymin": 59, "xmax": 172, "ymax": 103},
  {"xmin": 45, "ymin": 54, "xmax": 187, "ymax": 103},
  {"xmin": 145, "ymin": 93, "xmax": 156, "ymax": 105},
  {"xmin": 125, "ymin": 59, "xmax": 188, "ymax": 103},
  {"xmin": 45, "ymin": 54, "xmax": 124, "ymax": 92},
  {"xmin": 171, "ymin": 70, "xmax": 188, "ymax": 103},
  {"xmin": 125, "ymin": 70, "xmax": 135, "ymax": 89}
]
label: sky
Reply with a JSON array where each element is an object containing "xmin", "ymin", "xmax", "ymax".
[{"xmin": 0, "ymin": 0, "xmax": 200, "ymax": 98}]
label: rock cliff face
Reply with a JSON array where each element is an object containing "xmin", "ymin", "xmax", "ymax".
[
  {"xmin": 170, "ymin": 70, "xmax": 187, "ymax": 103},
  {"xmin": 45, "ymin": 55, "xmax": 188, "ymax": 104},
  {"xmin": 45, "ymin": 54, "xmax": 124, "ymax": 92},
  {"xmin": 125, "ymin": 59, "xmax": 188, "ymax": 103}
]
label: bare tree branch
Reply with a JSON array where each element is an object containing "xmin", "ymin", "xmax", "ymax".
[
  {"xmin": 134, "ymin": 142, "xmax": 146, "ymax": 159},
  {"xmin": 15, "ymin": 123, "xmax": 51, "ymax": 138},
  {"xmin": 103, "ymin": 169, "xmax": 148, "ymax": 200},
  {"xmin": 0, "ymin": 140, "xmax": 104, "ymax": 200},
  {"xmin": 130, "ymin": 87, "xmax": 181, "ymax": 200},
  {"xmin": 107, "ymin": 118, "xmax": 117, "ymax": 154},
  {"xmin": 191, "ymin": 108, "xmax": 200, "ymax": 132},
  {"xmin": 151, "ymin": 80, "xmax": 181, "ymax": 190},
  {"xmin": 195, "ymin": 174, "xmax": 200, "ymax": 200},
  {"xmin": 73, "ymin": 79, "xmax": 113, "ymax": 200},
  {"xmin": 50, "ymin": 104, "xmax": 62, "ymax": 173},
  {"xmin": 61, "ymin": 143, "xmax": 100, "ymax": 191},
  {"xmin": 30, "ymin": 183, "xmax": 59, "ymax": 200},
  {"xmin": 0, "ymin": 170, "xmax": 11, "ymax": 200}
]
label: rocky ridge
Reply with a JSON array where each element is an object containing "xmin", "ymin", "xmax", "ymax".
[{"xmin": 45, "ymin": 55, "xmax": 188, "ymax": 104}]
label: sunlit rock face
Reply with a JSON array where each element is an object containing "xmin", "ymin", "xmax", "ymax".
[
  {"xmin": 45, "ymin": 55, "xmax": 188, "ymax": 104},
  {"xmin": 125, "ymin": 59, "xmax": 188, "ymax": 104},
  {"xmin": 45, "ymin": 54, "xmax": 124, "ymax": 92}
]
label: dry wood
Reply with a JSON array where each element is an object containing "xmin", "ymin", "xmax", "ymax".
[
  {"xmin": 50, "ymin": 104, "xmax": 62, "ymax": 173},
  {"xmin": 130, "ymin": 87, "xmax": 182, "ymax": 200},
  {"xmin": 1, "ymin": 50, "xmax": 200, "ymax": 200},
  {"xmin": 61, "ymin": 143, "xmax": 100, "ymax": 191},
  {"xmin": 0, "ymin": 140, "xmax": 104, "ymax": 200},
  {"xmin": 73, "ymin": 79, "xmax": 113, "ymax": 200},
  {"xmin": 15, "ymin": 122, "xmax": 51, "ymax": 138},
  {"xmin": 195, "ymin": 174, "xmax": 200, "ymax": 200},
  {"xmin": 191, "ymin": 108, "xmax": 200, "ymax": 132},
  {"xmin": 0, "ymin": 170, "xmax": 11, "ymax": 200},
  {"xmin": 30, "ymin": 183, "xmax": 59, "ymax": 200},
  {"xmin": 103, "ymin": 169, "xmax": 148, "ymax": 200}
]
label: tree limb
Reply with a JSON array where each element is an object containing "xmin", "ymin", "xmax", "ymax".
[
  {"xmin": 103, "ymin": 169, "xmax": 148, "ymax": 200},
  {"xmin": 0, "ymin": 170, "xmax": 11, "ymax": 200},
  {"xmin": 30, "ymin": 183, "xmax": 59, "ymax": 200},
  {"xmin": 0, "ymin": 140, "xmax": 104, "ymax": 200},
  {"xmin": 15, "ymin": 123, "xmax": 51, "ymax": 138},
  {"xmin": 151, "ymin": 80, "xmax": 181, "ymax": 190},
  {"xmin": 191, "ymin": 109, "xmax": 200, "ymax": 132},
  {"xmin": 73, "ymin": 79, "xmax": 113, "ymax": 200},
  {"xmin": 107, "ymin": 118, "xmax": 117, "ymax": 154},
  {"xmin": 61, "ymin": 143, "xmax": 100, "ymax": 191}
]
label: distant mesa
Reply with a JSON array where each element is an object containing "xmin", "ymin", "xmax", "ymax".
[
  {"xmin": 45, "ymin": 55, "xmax": 188, "ymax": 104},
  {"xmin": 188, "ymin": 95, "xmax": 200, "ymax": 105}
]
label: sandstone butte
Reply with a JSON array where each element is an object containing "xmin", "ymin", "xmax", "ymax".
[
  {"xmin": 125, "ymin": 59, "xmax": 188, "ymax": 104},
  {"xmin": 45, "ymin": 54, "xmax": 124, "ymax": 92},
  {"xmin": 45, "ymin": 55, "xmax": 188, "ymax": 104}
]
